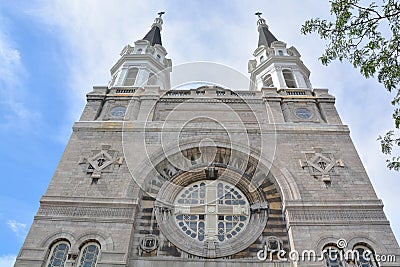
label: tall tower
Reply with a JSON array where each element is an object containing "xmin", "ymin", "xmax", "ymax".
[
  {"xmin": 249, "ymin": 13, "xmax": 311, "ymax": 91},
  {"xmin": 109, "ymin": 12, "xmax": 171, "ymax": 90},
  {"xmin": 15, "ymin": 13, "xmax": 399, "ymax": 267}
]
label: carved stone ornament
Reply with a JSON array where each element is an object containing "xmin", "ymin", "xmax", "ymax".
[
  {"xmin": 265, "ymin": 236, "xmax": 283, "ymax": 252},
  {"xmin": 300, "ymin": 148, "xmax": 344, "ymax": 184},
  {"xmin": 120, "ymin": 44, "xmax": 134, "ymax": 56},
  {"xmin": 79, "ymin": 144, "xmax": 123, "ymax": 179},
  {"xmin": 139, "ymin": 235, "xmax": 159, "ymax": 253}
]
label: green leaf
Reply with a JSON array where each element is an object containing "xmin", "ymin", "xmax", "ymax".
[{"xmin": 302, "ymin": 0, "xmax": 400, "ymax": 171}]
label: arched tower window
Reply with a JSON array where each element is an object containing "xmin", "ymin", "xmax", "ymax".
[
  {"xmin": 136, "ymin": 48, "xmax": 143, "ymax": 54},
  {"xmin": 323, "ymin": 245, "xmax": 344, "ymax": 267},
  {"xmin": 78, "ymin": 242, "xmax": 100, "ymax": 267},
  {"xmin": 124, "ymin": 68, "xmax": 138, "ymax": 86},
  {"xmin": 282, "ymin": 69, "xmax": 296, "ymax": 88},
  {"xmin": 303, "ymin": 74, "xmax": 312, "ymax": 88},
  {"xmin": 46, "ymin": 241, "xmax": 70, "ymax": 267},
  {"xmin": 147, "ymin": 73, "xmax": 157, "ymax": 85},
  {"xmin": 263, "ymin": 74, "xmax": 274, "ymax": 87},
  {"xmin": 354, "ymin": 245, "xmax": 377, "ymax": 267}
]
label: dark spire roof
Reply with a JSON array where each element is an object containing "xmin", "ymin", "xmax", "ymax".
[
  {"xmin": 258, "ymin": 25, "xmax": 278, "ymax": 47},
  {"xmin": 255, "ymin": 12, "xmax": 278, "ymax": 47},
  {"xmin": 143, "ymin": 12, "xmax": 164, "ymax": 46},
  {"xmin": 143, "ymin": 25, "xmax": 162, "ymax": 46}
]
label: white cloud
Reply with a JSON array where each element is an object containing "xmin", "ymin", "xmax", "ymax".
[
  {"xmin": 0, "ymin": 36, "xmax": 21, "ymax": 84},
  {"xmin": 0, "ymin": 255, "xmax": 16, "ymax": 267},
  {"xmin": 29, "ymin": 0, "xmax": 166, "ymax": 122},
  {"xmin": 7, "ymin": 220, "xmax": 27, "ymax": 239},
  {"xmin": 0, "ymin": 15, "xmax": 41, "ymax": 130}
]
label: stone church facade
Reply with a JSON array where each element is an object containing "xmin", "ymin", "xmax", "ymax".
[{"xmin": 15, "ymin": 13, "xmax": 400, "ymax": 267}]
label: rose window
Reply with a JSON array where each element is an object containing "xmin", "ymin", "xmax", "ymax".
[{"xmin": 174, "ymin": 180, "xmax": 249, "ymax": 243}]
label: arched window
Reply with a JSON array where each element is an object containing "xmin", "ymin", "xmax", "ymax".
[
  {"xmin": 303, "ymin": 74, "xmax": 312, "ymax": 88},
  {"xmin": 174, "ymin": 180, "xmax": 249, "ymax": 243},
  {"xmin": 124, "ymin": 68, "xmax": 138, "ymax": 86},
  {"xmin": 46, "ymin": 241, "xmax": 70, "ymax": 267},
  {"xmin": 136, "ymin": 48, "xmax": 142, "ymax": 54},
  {"xmin": 354, "ymin": 245, "xmax": 377, "ymax": 267},
  {"xmin": 263, "ymin": 74, "xmax": 274, "ymax": 87},
  {"xmin": 323, "ymin": 245, "xmax": 344, "ymax": 267},
  {"xmin": 78, "ymin": 242, "xmax": 100, "ymax": 267},
  {"xmin": 260, "ymin": 55, "xmax": 264, "ymax": 63},
  {"xmin": 147, "ymin": 73, "xmax": 157, "ymax": 85},
  {"xmin": 282, "ymin": 69, "xmax": 296, "ymax": 88}
]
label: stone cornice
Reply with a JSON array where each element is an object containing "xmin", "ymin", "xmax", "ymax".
[
  {"xmin": 283, "ymin": 200, "xmax": 388, "ymax": 226},
  {"xmin": 36, "ymin": 197, "xmax": 138, "ymax": 222},
  {"xmin": 73, "ymin": 121, "xmax": 350, "ymax": 134},
  {"xmin": 283, "ymin": 199, "xmax": 384, "ymax": 209},
  {"xmin": 110, "ymin": 54, "xmax": 168, "ymax": 74},
  {"xmin": 40, "ymin": 195, "xmax": 138, "ymax": 206}
]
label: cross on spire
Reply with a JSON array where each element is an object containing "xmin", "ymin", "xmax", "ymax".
[
  {"xmin": 143, "ymin": 12, "xmax": 165, "ymax": 46},
  {"xmin": 255, "ymin": 11, "xmax": 266, "ymax": 26},
  {"xmin": 254, "ymin": 12, "xmax": 278, "ymax": 47}
]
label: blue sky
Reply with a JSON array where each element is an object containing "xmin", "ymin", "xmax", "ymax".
[{"xmin": 0, "ymin": 1, "xmax": 399, "ymax": 266}]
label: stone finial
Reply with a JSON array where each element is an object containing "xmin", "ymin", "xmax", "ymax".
[{"xmin": 255, "ymin": 12, "xmax": 267, "ymax": 26}]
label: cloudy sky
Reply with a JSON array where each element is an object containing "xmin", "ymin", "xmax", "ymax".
[{"xmin": 0, "ymin": 0, "xmax": 398, "ymax": 265}]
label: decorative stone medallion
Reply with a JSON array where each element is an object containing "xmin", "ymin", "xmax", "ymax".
[
  {"xmin": 109, "ymin": 106, "xmax": 127, "ymax": 117},
  {"xmin": 294, "ymin": 107, "xmax": 312, "ymax": 119},
  {"xmin": 139, "ymin": 235, "xmax": 159, "ymax": 254},
  {"xmin": 79, "ymin": 144, "xmax": 123, "ymax": 180},
  {"xmin": 300, "ymin": 148, "xmax": 344, "ymax": 184}
]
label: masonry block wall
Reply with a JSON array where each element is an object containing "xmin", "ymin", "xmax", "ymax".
[{"xmin": 15, "ymin": 85, "xmax": 400, "ymax": 267}]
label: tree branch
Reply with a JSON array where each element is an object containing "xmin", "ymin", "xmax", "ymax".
[{"xmin": 350, "ymin": 3, "xmax": 383, "ymax": 18}]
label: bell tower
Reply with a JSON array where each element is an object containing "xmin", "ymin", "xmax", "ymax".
[
  {"xmin": 248, "ymin": 13, "xmax": 312, "ymax": 91},
  {"xmin": 110, "ymin": 12, "xmax": 172, "ymax": 90}
]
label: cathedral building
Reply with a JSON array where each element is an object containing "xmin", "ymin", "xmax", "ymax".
[{"xmin": 15, "ymin": 13, "xmax": 400, "ymax": 267}]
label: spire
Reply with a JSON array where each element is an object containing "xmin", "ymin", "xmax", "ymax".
[
  {"xmin": 255, "ymin": 12, "xmax": 278, "ymax": 47},
  {"xmin": 143, "ymin": 12, "xmax": 165, "ymax": 46}
]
